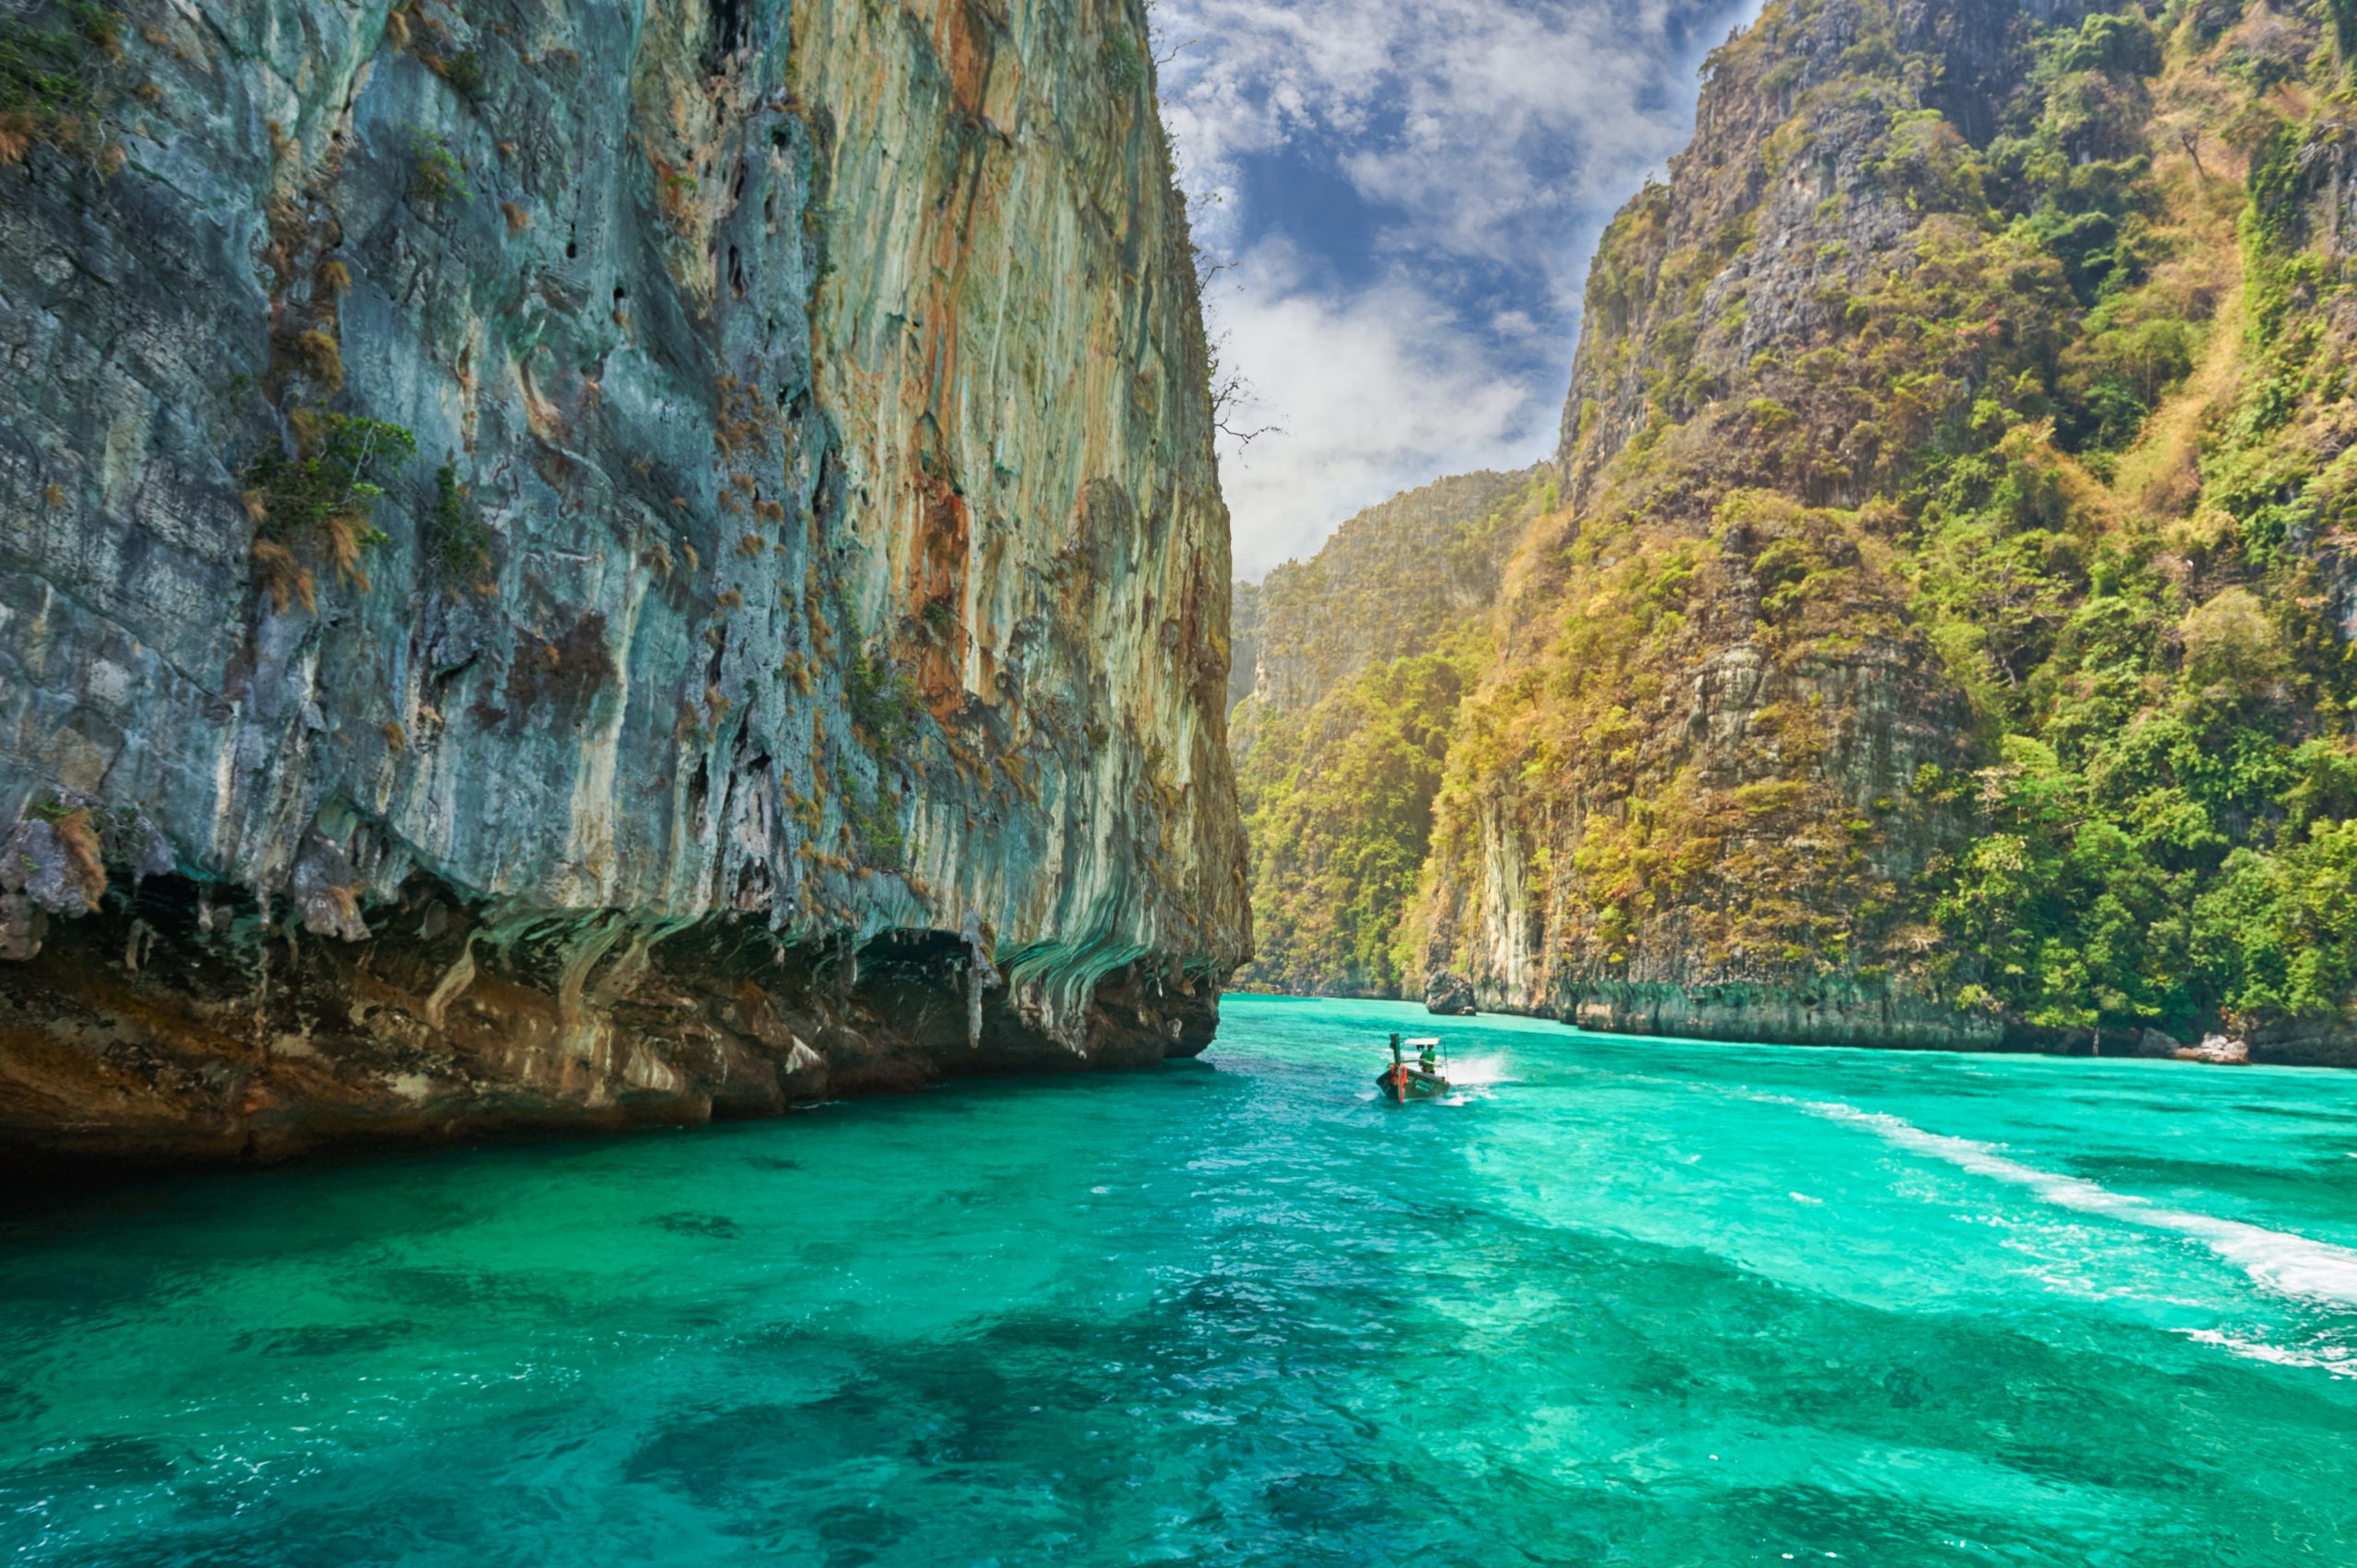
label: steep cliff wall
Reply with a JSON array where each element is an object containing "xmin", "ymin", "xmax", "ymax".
[
  {"xmin": 0, "ymin": 0, "xmax": 1248, "ymax": 1165},
  {"xmin": 1228, "ymin": 470, "xmax": 1550, "ymax": 996},
  {"xmin": 1227, "ymin": 574, "xmax": 1262, "ymax": 714},
  {"xmin": 1236, "ymin": 468, "xmax": 1545, "ymax": 723},
  {"xmin": 1413, "ymin": 0, "xmax": 2357, "ymax": 1061}
]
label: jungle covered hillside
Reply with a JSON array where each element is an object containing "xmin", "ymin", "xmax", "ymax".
[
  {"xmin": 1236, "ymin": 0, "xmax": 2357, "ymax": 1062},
  {"xmin": 1228, "ymin": 472, "xmax": 1551, "ymax": 997}
]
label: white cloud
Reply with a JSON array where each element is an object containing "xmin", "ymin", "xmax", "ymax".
[
  {"xmin": 1207, "ymin": 241, "xmax": 1551, "ymax": 577},
  {"xmin": 1155, "ymin": 0, "xmax": 1747, "ymax": 285},
  {"xmin": 1151, "ymin": 0, "xmax": 1764, "ymax": 578}
]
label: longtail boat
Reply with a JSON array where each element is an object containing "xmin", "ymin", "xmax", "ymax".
[{"xmin": 1377, "ymin": 1036, "xmax": 1450, "ymax": 1103}]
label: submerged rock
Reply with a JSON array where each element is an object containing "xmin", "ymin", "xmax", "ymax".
[{"xmin": 0, "ymin": 0, "xmax": 1249, "ymax": 1166}]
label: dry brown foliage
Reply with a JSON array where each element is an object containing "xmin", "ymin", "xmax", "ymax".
[
  {"xmin": 251, "ymin": 539, "xmax": 316, "ymax": 612},
  {"xmin": 53, "ymin": 811, "xmax": 107, "ymax": 912}
]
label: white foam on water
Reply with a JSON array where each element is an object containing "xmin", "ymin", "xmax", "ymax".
[
  {"xmin": 1442, "ymin": 1053, "xmax": 1516, "ymax": 1089},
  {"xmin": 1765, "ymin": 1095, "xmax": 2357, "ymax": 1311},
  {"xmin": 2177, "ymin": 1329, "xmax": 2357, "ymax": 1378}
]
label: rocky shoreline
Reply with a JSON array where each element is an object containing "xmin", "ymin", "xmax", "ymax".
[{"xmin": 1241, "ymin": 982, "xmax": 2354, "ymax": 1070}]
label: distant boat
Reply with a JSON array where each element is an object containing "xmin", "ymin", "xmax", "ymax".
[{"xmin": 1377, "ymin": 1036, "xmax": 1451, "ymax": 1102}]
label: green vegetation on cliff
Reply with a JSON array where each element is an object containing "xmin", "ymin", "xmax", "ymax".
[
  {"xmin": 1229, "ymin": 472, "xmax": 1549, "ymax": 997},
  {"xmin": 1440, "ymin": 0, "xmax": 2357, "ymax": 1051},
  {"xmin": 1423, "ymin": 0, "xmax": 2357, "ymax": 1051},
  {"xmin": 1235, "ymin": 630, "xmax": 1489, "ymax": 996},
  {"xmin": 1890, "ymin": 1, "xmax": 2357, "ymax": 1041},
  {"xmin": 1241, "ymin": 0, "xmax": 2357, "ymax": 1058}
]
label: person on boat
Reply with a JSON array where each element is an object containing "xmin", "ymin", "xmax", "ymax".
[{"xmin": 1418, "ymin": 1040, "xmax": 1438, "ymax": 1074}]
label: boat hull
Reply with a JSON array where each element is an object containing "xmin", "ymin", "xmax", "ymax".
[{"xmin": 1377, "ymin": 1066, "xmax": 1449, "ymax": 1103}]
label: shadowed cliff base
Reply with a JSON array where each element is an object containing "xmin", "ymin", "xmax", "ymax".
[
  {"xmin": 0, "ymin": 874, "xmax": 1223, "ymax": 1172},
  {"xmin": 1504, "ymin": 987, "xmax": 2357, "ymax": 1069},
  {"xmin": 1235, "ymin": 980, "xmax": 2352, "ymax": 1070}
]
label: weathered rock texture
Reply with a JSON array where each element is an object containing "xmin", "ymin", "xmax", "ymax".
[
  {"xmin": 1422, "ymin": 969, "xmax": 1475, "ymax": 1016},
  {"xmin": 0, "ymin": 0, "xmax": 1249, "ymax": 1165}
]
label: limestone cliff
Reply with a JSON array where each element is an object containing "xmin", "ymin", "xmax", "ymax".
[
  {"xmin": 0, "ymin": 0, "xmax": 1249, "ymax": 1165},
  {"xmin": 1226, "ymin": 0, "xmax": 2357, "ymax": 1063},
  {"xmin": 1412, "ymin": 0, "xmax": 2357, "ymax": 1062},
  {"xmin": 1234, "ymin": 469, "xmax": 1545, "ymax": 725}
]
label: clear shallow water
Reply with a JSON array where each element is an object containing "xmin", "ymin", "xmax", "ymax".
[{"xmin": 5, "ymin": 997, "xmax": 2357, "ymax": 1566}]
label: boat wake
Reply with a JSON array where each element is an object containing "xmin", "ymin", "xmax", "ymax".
[
  {"xmin": 1443, "ymin": 1052, "xmax": 1515, "ymax": 1090},
  {"xmin": 1774, "ymin": 1097, "xmax": 2357, "ymax": 1314}
]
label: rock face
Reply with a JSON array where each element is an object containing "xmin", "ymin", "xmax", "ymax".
[
  {"xmin": 1237, "ymin": 469, "xmax": 1544, "ymax": 726},
  {"xmin": 2177, "ymin": 1036, "xmax": 2251, "ymax": 1067},
  {"xmin": 1423, "ymin": 970, "xmax": 1476, "ymax": 1016},
  {"xmin": 0, "ymin": 0, "xmax": 1249, "ymax": 1166},
  {"xmin": 1404, "ymin": 0, "xmax": 2068, "ymax": 1050}
]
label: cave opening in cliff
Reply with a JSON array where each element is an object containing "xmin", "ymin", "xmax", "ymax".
[{"xmin": 703, "ymin": 0, "xmax": 749, "ymax": 73}]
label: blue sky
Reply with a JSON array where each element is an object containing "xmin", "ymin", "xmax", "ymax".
[{"xmin": 1151, "ymin": 0, "xmax": 1764, "ymax": 578}]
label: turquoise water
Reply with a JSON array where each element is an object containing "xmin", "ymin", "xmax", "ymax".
[{"xmin": 6, "ymin": 996, "xmax": 2357, "ymax": 1565}]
